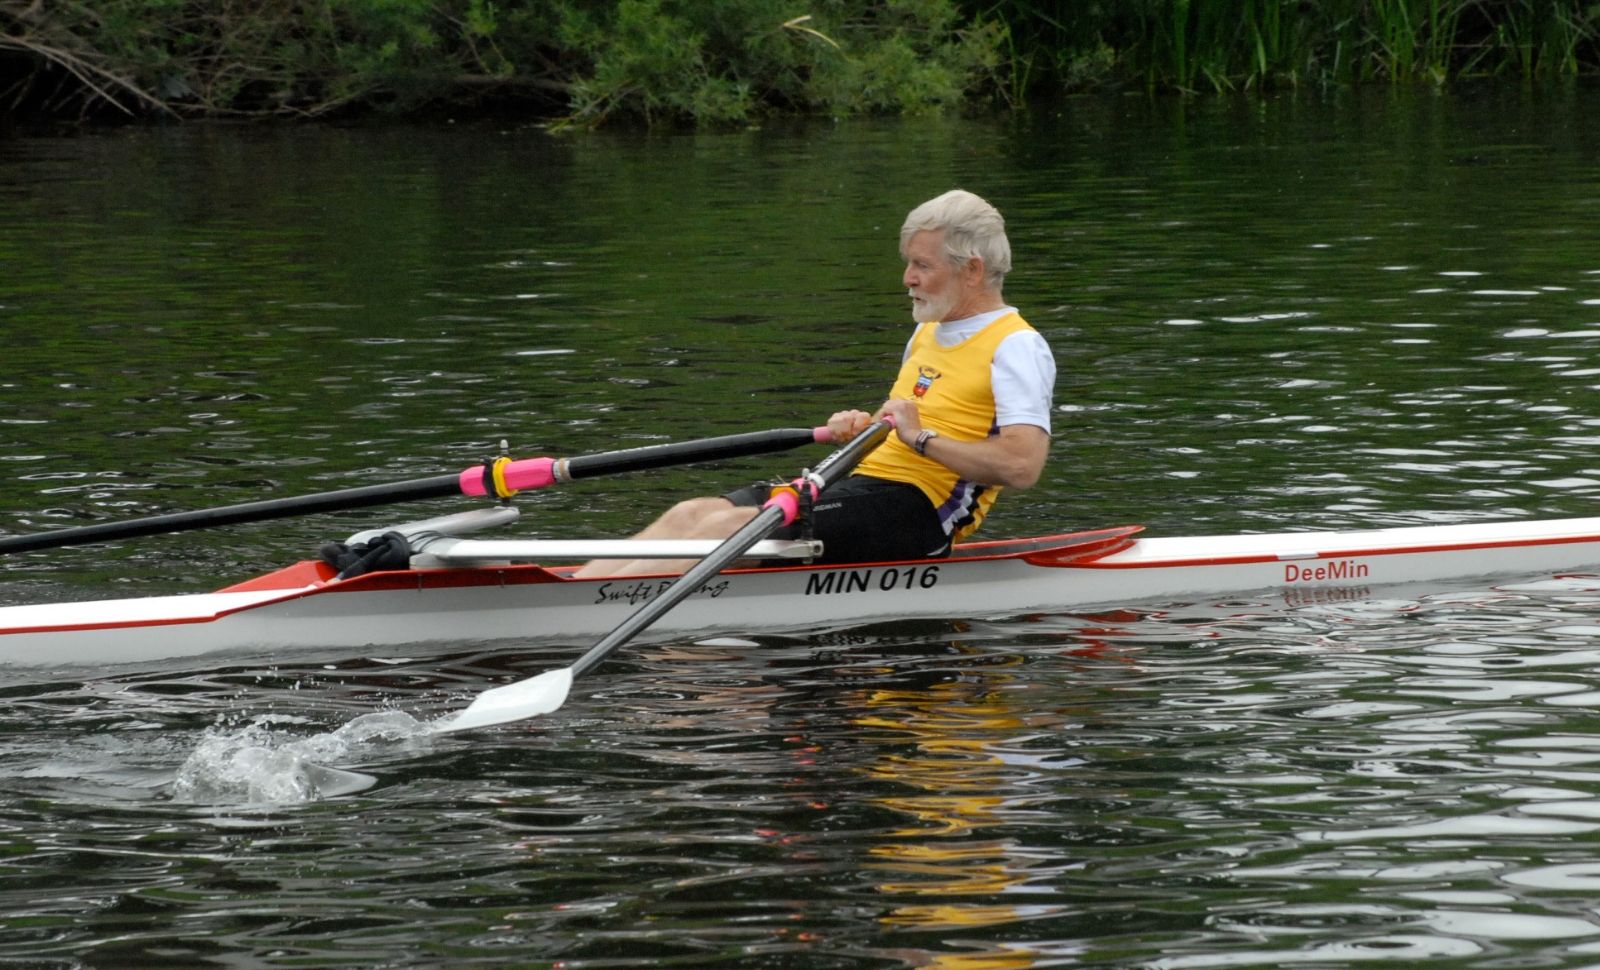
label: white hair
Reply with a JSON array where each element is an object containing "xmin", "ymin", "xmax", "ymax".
[{"xmin": 900, "ymin": 189, "xmax": 1011, "ymax": 292}]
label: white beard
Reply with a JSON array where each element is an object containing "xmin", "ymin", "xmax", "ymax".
[{"xmin": 909, "ymin": 288, "xmax": 955, "ymax": 324}]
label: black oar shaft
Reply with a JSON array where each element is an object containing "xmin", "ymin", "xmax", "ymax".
[
  {"xmin": 0, "ymin": 427, "xmax": 827, "ymax": 556},
  {"xmin": 570, "ymin": 503, "xmax": 788, "ymax": 679},
  {"xmin": 565, "ymin": 428, "xmax": 821, "ymax": 480},
  {"xmin": 569, "ymin": 420, "xmax": 894, "ymax": 679},
  {"xmin": 0, "ymin": 475, "xmax": 463, "ymax": 554}
]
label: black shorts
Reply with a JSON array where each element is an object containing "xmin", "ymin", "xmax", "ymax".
[{"xmin": 723, "ymin": 474, "xmax": 951, "ymax": 565}]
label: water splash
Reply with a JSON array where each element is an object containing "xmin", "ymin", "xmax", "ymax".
[{"xmin": 172, "ymin": 709, "xmax": 432, "ymax": 805}]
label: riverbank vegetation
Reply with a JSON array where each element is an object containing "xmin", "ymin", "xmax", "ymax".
[{"xmin": 2, "ymin": 1, "xmax": 1598, "ymax": 125}]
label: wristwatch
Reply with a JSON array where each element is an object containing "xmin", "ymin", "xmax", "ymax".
[{"xmin": 913, "ymin": 429, "xmax": 939, "ymax": 455}]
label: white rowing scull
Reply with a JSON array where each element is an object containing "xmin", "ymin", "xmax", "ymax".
[{"xmin": 4, "ymin": 509, "xmax": 1600, "ymax": 666}]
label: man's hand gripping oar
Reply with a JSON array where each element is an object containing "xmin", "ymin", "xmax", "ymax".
[{"xmin": 430, "ymin": 419, "xmax": 894, "ymax": 734}]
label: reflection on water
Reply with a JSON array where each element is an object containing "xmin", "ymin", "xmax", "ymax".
[
  {"xmin": 5, "ymin": 89, "xmax": 1600, "ymax": 965},
  {"xmin": 860, "ymin": 669, "xmax": 1085, "ymax": 968}
]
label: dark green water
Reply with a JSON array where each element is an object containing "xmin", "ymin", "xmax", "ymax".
[{"xmin": 4, "ymin": 88, "xmax": 1600, "ymax": 967}]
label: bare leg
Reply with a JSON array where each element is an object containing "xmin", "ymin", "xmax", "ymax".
[{"xmin": 572, "ymin": 497, "xmax": 762, "ymax": 579}]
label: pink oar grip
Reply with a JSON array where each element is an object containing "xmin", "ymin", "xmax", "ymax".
[
  {"xmin": 762, "ymin": 489, "xmax": 802, "ymax": 526},
  {"xmin": 811, "ymin": 414, "xmax": 891, "ymax": 445},
  {"xmin": 458, "ymin": 457, "xmax": 558, "ymax": 497},
  {"xmin": 501, "ymin": 457, "xmax": 560, "ymax": 492}
]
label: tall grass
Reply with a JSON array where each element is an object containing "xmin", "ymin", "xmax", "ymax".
[{"xmin": 976, "ymin": 0, "xmax": 1600, "ymax": 94}]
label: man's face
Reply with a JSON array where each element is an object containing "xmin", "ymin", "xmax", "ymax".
[{"xmin": 902, "ymin": 229, "xmax": 965, "ymax": 324}]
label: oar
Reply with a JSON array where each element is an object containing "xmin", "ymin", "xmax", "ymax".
[
  {"xmin": 431, "ymin": 418, "xmax": 895, "ymax": 734},
  {"xmin": 0, "ymin": 427, "xmax": 832, "ymax": 555}
]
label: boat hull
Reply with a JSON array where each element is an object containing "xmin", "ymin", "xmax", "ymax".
[{"xmin": 5, "ymin": 518, "xmax": 1600, "ymax": 665}]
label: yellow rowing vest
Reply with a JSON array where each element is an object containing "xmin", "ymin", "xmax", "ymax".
[{"xmin": 855, "ymin": 312, "xmax": 1035, "ymax": 540}]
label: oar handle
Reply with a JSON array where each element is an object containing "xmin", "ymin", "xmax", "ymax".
[{"xmin": 568, "ymin": 419, "xmax": 893, "ymax": 680}]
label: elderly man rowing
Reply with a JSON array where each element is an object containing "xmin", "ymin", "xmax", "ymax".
[{"xmin": 575, "ymin": 189, "xmax": 1057, "ymax": 578}]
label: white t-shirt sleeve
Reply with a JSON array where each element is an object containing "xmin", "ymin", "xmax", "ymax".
[{"xmin": 992, "ymin": 331, "xmax": 1056, "ymax": 433}]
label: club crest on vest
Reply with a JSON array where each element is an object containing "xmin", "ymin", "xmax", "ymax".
[{"xmin": 913, "ymin": 365, "xmax": 941, "ymax": 398}]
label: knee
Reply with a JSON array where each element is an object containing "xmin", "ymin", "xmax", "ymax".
[
  {"xmin": 690, "ymin": 503, "xmax": 761, "ymax": 539},
  {"xmin": 657, "ymin": 496, "xmax": 734, "ymax": 532}
]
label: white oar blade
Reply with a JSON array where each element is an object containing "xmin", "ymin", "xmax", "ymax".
[{"xmin": 429, "ymin": 667, "xmax": 574, "ymax": 734}]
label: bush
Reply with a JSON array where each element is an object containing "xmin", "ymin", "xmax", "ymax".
[{"xmin": 0, "ymin": 0, "xmax": 1007, "ymax": 123}]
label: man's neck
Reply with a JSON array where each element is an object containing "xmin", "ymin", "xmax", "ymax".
[
  {"xmin": 937, "ymin": 301, "xmax": 1010, "ymax": 329},
  {"xmin": 939, "ymin": 291, "xmax": 1005, "ymax": 324}
]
